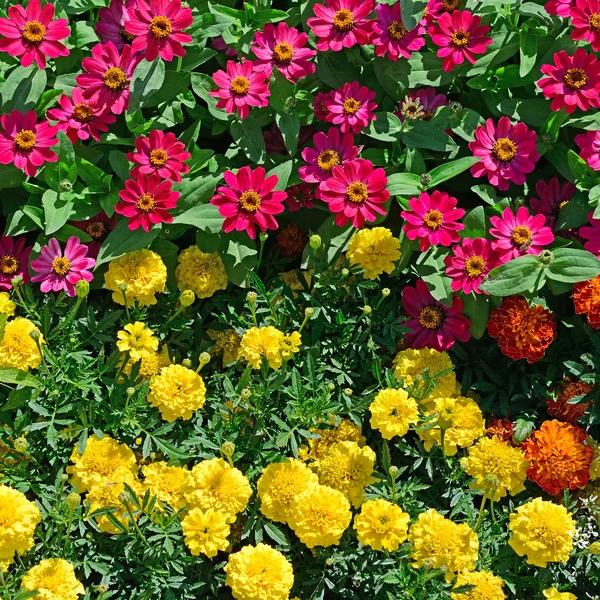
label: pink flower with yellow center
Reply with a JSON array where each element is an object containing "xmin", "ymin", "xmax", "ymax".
[
  {"xmin": 570, "ymin": 0, "xmax": 600, "ymax": 52},
  {"xmin": 544, "ymin": 0, "xmax": 575, "ymax": 17},
  {"xmin": 372, "ymin": 2, "xmax": 426, "ymax": 61},
  {"xmin": 0, "ymin": 234, "xmax": 32, "ymax": 290},
  {"xmin": 324, "ymin": 81, "xmax": 377, "ymax": 134},
  {"xmin": 529, "ymin": 178, "xmax": 576, "ymax": 231},
  {"xmin": 444, "ymin": 237, "xmax": 501, "ymax": 295},
  {"xmin": 96, "ymin": 0, "xmax": 136, "ymax": 50},
  {"xmin": 575, "ymin": 129, "xmax": 600, "ymax": 171}
]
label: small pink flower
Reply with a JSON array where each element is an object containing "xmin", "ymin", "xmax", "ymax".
[
  {"xmin": 395, "ymin": 87, "xmax": 448, "ymax": 122},
  {"xmin": 529, "ymin": 178, "xmax": 576, "ymax": 230},
  {"xmin": 575, "ymin": 130, "xmax": 600, "ymax": 171},
  {"xmin": 307, "ymin": 0, "xmax": 374, "ymax": 52},
  {"xmin": 319, "ymin": 158, "xmax": 389, "ymax": 228},
  {"xmin": 77, "ymin": 42, "xmax": 142, "ymax": 115},
  {"xmin": 324, "ymin": 82, "xmax": 377, "ymax": 134},
  {"xmin": 372, "ymin": 2, "xmax": 425, "ymax": 61},
  {"xmin": 212, "ymin": 36, "xmax": 237, "ymax": 57},
  {"xmin": 210, "ymin": 60, "xmax": 270, "ymax": 120},
  {"xmin": 421, "ymin": 0, "xmax": 445, "ymax": 24},
  {"xmin": 444, "ymin": 237, "xmax": 501, "ymax": 295},
  {"xmin": 47, "ymin": 87, "xmax": 116, "ymax": 144},
  {"xmin": 401, "ymin": 190, "xmax": 465, "ymax": 252},
  {"xmin": 71, "ymin": 213, "xmax": 116, "ymax": 259},
  {"xmin": 126, "ymin": 130, "xmax": 190, "ymax": 182},
  {"xmin": 570, "ymin": 0, "xmax": 600, "ymax": 52},
  {"xmin": 96, "ymin": 0, "xmax": 136, "ymax": 51},
  {"xmin": 211, "ymin": 166, "xmax": 286, "ymax": 239},
  {"xmin": 469, "ymin": 117, "xmax": 540, "ymax": 191},
  {"xmin": 0, "ymin": 234, "xmax": 32, "ymax": 290},
  {"xmin": 579, "ymin": 212, "xmax": 600, "ymax": 256},
  {"xmin": 313, "ymin": 91, "xmax": 334, "ymax": 122},
  {"xmin": 428, "ymin": 10, "xmax": 492, "ymax": 72},
  {"xmin": 545, "ymin": 0, "xmax": 574, "ymax": 17},
  {"xmin": 252, "ymin": 22, "xmax": 316, "ymax": 83},
  {"xmin": 0, "ymin": 110, "xmax": 58, "ymax": 177},
  {"xmin": 115, "ymin": 174, "xmax": 180, "ymax": 232},
  {"xmin": 402, "ymin": 279, "xmax": 471, "ymax": 351},
  {"xmin": 489, "ymin": 206, "xmax": 554, "ymax": 263},
  {"xmin": 125, "ymin": 0, "xmax": 193, "ymax": 62},
  {"xmin": 0, "ymin": 0, "xmax": 70, "ymax": 69},
  {"xmin": 285, "ymin": 183, "xmax": 315, "ymax": 212},
  {"xmin": 31, "ymin": 237, "xmax": 95, "ymax": 297}
]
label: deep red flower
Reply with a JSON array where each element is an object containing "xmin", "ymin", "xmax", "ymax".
[
  {"xmin": 529, "ymin": 178, "xmax": 576, "ymax": 231},
  {"xmin": 575, "ymin": 130, "xmax": 600, "ymax": 171},
  {"xmin": 285, "ymin": 183, "xmax": 315, "ymax": 212},
  {"xmin": 0, "ymin": 234, "xmax": 32, "ymax": 290},
  {"xmin": 544, "ymin": 0, "xmax": 574, "ymax": 18},
  {"xmin": 71, "ymin": 213, "xmax": 117, "ymax": 259},
  {"xmin": 277, "ymin": 223, "xmax": 309, "ymax": 258},
  {"xmin": 547, "ymin": 378, "xmax": 594, "ymax": 425},
  {"xmin": 313, "ymin": 91, "xmax": 335, "ymax": 122},
  {"xmin": 570, "ymin": 0, "xmax": 600, "ymax": 52}
]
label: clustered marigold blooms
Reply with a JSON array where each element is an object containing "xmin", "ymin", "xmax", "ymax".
[
  {"xmin": 21, "ymin": 558, "xmax": 85, "ymax": 600},
  {"xmin": 451, "ymin": 570, "xmax": 507, "ymax": 600},
  {"xmin": 572, "ymin": 275, "xmax": 600, "ymax": 329},
  {"xmin": 346, "ymin": 227, "xmax": 401, "ymax": 280},
  {"xmin": 353, "ymin": 498, "xmax": 410, "ymax": 552},
  {"xmin": 175, "ymin": 245, "xmax": 228, "ymax": 299},
  {"xmin": 547, "ymin": 377, "xmax": 594, "ymax": 424}
]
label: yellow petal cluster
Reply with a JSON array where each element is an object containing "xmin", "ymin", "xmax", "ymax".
[
  {"xmin": 142, "ymin": 461, "xmax": 187, "ymax": 510},
  {"xmin": 346, "ymin": 227, "xmax": 401, "ymax": 280},
  {"xmin": 0, "ymin": 317, "xmax": 43, "ymax": 371},
  {"xmin": 369, "ymin": 388, "xmax": 419, "ymax": 439},
  {"xmin": 543, "ymin": 588, "xmax": 577, "ymax": 600},
  {"xmin": 238, "ymin": 326, "xmax": 301, "ymax": 370},
  {"xmin": 116, "ymin": 321, "xmax": 159, "ymax": 360},
  {"xmin": 0, "ymin": 292, "xmax": 15, "ymax": 316},
  {"xmin": 0, "ymin": 485, "xmax": 41, "ymax": 562},
  {"xmin": 354, "ymin": 498, "xmax": 410, "ymax": 552},
  {"xmin": 304, "ymin": 418, "xmax": 365, "ymax": 461},
  {"xmin": 21, "ymin": 558, "xmax": 84, "ymax": 600},
  {"xmin": 451, "ymin": 570, "xmax": 506, "ymax": 600},
  {"xmin": 87, "ymin": 480, "xmax": 144, "ymax": 534},
  {"xmin": 175, "ymin": 246, "xmax": 228, "ymax": 299},
  {"xmin": 181, "ymin": 508, "xmax": 230, "ymax": 558}
]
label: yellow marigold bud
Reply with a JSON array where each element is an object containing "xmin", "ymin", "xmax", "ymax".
[
  {"xmin": 343, "ymin": 388, "xmax": 352, "ymax": 396},
  {"xmin": 363, "ymin": 305, "xmax": 372, "ymax": 315},
  {"xmin": 389, "ymin": 465, "xmax": 399, "ymax": 475},
  {"xmin": 126, "ymin": 387, "xmax": 136, "ymax": 396},
  {"xmin": 241, "ymin": 388, "xmax": 251, "ymax": 399},
  {"xmin": 589, "ymin": 541, "xmax": 600, "ymax": 555},
  {"xmin": 66, "ymin": 492, "xmax": 81, "ymax": 510},
  {"xmin": 221, "ymin": 441, "xmax": 235, "ymax": 457},
  {"xmin": 97, "ymin": 584, "xmax": 109, "ymax": 593},
  {"xmin": 304, "ymin": 306, "xmax": 315, "ymax": 318},
  {"xmin": 246, "ymin": 291, "xmax": 257, "ymax": 304},
  {"xmin": 309, "ymin": 234, "xmax": 321, "ymax": 249},
  {"xmin": 382, "ymin": 287, "xmax": 391, "ymax": 297},
  {"xmin": 199, "ymin": 352, "xmax": 211, "ymax": 366},
  {"xmin": 75, "ymin": 279, "xmax": 89, "ymax": 298},
  {"xmin": 327, "ymin": 382, "xmax": 335, "ymax": 391},
  {"xmin": 341, "ymin": 268, "xmax": 349, "ymax": 277},
  {"xmin": 182, "ymin": 358, "xmax": 192, "ymax": 368},
  {"xmin": 13, "ymin": 436, "xmax": 28, "ymax": 453},
  {"xmin": 118, "ymin": 492, "xmax": 129, "ymax": 504},
  {"xmin": 438, "ymin": 408, "xmax": 454, "ymax": 431},
  {"xmin": 135, "ymin": 437, "xmax": 142, "ymax": 445},
  {"xmin": 325, "ymin": 558, "xmax": 334, "ymax": 566},
  {"xmin": 179, "ymin": 289, "xmax": 195, "ymax": 307}
]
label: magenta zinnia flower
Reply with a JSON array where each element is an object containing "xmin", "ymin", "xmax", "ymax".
[
  {"xmin": 96, "ymin": 0, "xmax": 136, "ymax": 50},
  {"xmin": 0, "ymin": 235, "xmax": 32, "ymax": 290},
  {"xmin": 575, "ymin": 130, "xmax": 600, "ymax": 171},
  {"xmin": 395, "ymin": 87, "xmax": 448, "ymax": 122},
  {"xmin": 313, "ymin": 91, "xmax": 334, "ymax": 122},
  {"xmin": 125, "ymin": 0, "xmax": 193, "ymax": 62},
  {"xmin": 211, "ymin": 166, "xmax": 287, "ymax": 239},
  {"xmin": 285, "ymin": 183, "xmax": 316, "ymax": 212},
  {"xmin": 372, "ymin": 2, "xmax": 426, "ymax": 61},
  {"xmin": 402, "ymin": 279, "xmax": 471, "ymax": 351},
  {"xmin": 307, "ymin": 0, "xmax": 374, "ymax": 52},
  {"xmin": 31, "ymin": 237, "xmax": 95, "ymax": 297},
  {"xmin": 252, "ymin": 22, "xmax": 316, "ymax": 83},
  {"xmin": 401, "ymin": 190, "xmax": 465, "ymax": 252},
  {"xmin": 579, "ymin": 213, "xmax": 600, "ymax": 257},
  {"xmin": 324, "ymin": 82, "xmax": 377, "ymax": 134},
  {"xmin": 115, "ymin": 174, "xmax": 180, "ymax": 232},
  {"xmin": 570, "ymin": 0, "xmax": 600, "ymax": 52},
  {"xmin": 210, "ymin": 60, "xmax": 270, "ymax": 120},
  {"xmin": 0, "ymin": 0, "xmax": 70, "ymax": 69},
  {"xmin": 538, "ymin": 49, "xmax": 600, "ymax": 114},
  {"xmin": 126, "ymin": 130, "xmax": 191, "ymax": 183},
  {"xmin": 489, "ymin": 206, "xmax": 554, "ymax": 263},
  {"xmin": 529, "ymin": 178, "xmax": 576, "ymax": 231},
  {"xmin": 469, "ymin": 117, "xmax": 540, "ymax": 191},
  {"xmin": 444, "ymin": 238, "xmax": 501, "ymax": 295},
  {"xmin": 544, "ymin": 0, "xmax": 574, "ymax": 17},
  {"xmin": 428, "ymin": 10, "xmax": 492, "ymax": 72},
  {"xmin": 0, "ymin": 110, "xmax": 58, "ymax": 177},
  {"xmin": 71, "ymin": 213, "xmax": 116, "ymax": 259},
  {"xmin": 319, "ymin": 158, "xmax": 389, "ymax": 229},
  {"xmin": 77, "ymin": 42, "xmax": 142, "ymax": 115}
]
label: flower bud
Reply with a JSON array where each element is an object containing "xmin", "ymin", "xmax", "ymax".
[
  {"xmin": 97, "ymin": 585, "xmax": 109, "ymax": 594},
  {"xmin": 75, "ymin": 279, "xmax": 89, "ymax": 299},
  {"xmin": 325, "ymin": 558, "xmax": 334, "ymax": 566},
  {"xmin": 61, "ymin": 473, "xmax": 69, "ymax": 481},
  {"xmin": 60, "ymin": 179, "xmax": 73, "ymax": 192},
  {"xmin": 341, "ymin": 268, "xmax": 349, "ymax": 277},
  {"xmin": 449, "ymin": 101, "xmax": 462, "ymax": 114},
  {"xmin": 362, "ymin": 305, "xmax": 372, "ymax": 315},
  {"xmin": 118, "ymin": 282, "xmax": 128, "ymax": 293},
  {"xmin": 126, "ymin": 387, "xmax": 135, "ymax": 396},
  {"xmin": 540, "ymin": 133, "xmax": 552, "ymax": 145},
  {"xmin": 382, "ymin": 288, "xmax": 390, "ymax": 298},
  {"xmin": 118, "ymin": 492, "xmax": 129, "ymax": 504},
  {"xmin": 298, "ymin": 444, "xmax": 309, "ymax": 459},
  {"xmin": 29, "ymin": 329, "xmax": 41, "ymax": 342},
  {"xmin": 389, "ymin": 465, "xmax": 399, "ymax": 475},
  {"xmin": 259, "ymin": 232, "xmax": 269, "ymax": 243},
  {"xmin": 588, "ymin": 541, "xmax": 600, "ymax": 555},
  {"xmin": 439, "ymin": 564, "xmax": 448, "ymax": 574},
  {"xmin": 13, "ymin": 436, "xmax": 28, "ymax": 453},
  {"xmin": 304, "ymin": 307, "xmax": 315, "ymax": 318},
  {"xmin": 309, "ymin": 234, "xmax": 321, "ymax": 250},
  {"xmin": 163, "ymin": 228, "xmax": 171, "ymax": 238},
  {"xmin": 483, "ymin": 473, "xmax": 501, "ymax": 490},
  {"xmin": 66, "ymin": 492, "xmax": 81, "ymax": 510},
  {"xmin": 241, "ymin": 388, "xmax": 251, "ymax": 399},
  {"xmin": 538, "ymin": 249, "xmax": 554, "ymax": 265},
  {"xmin": 180, "ymin": 289, "xmax": 195, "ymax": 307},
  {"xmin": 182, "ymin": 358, "xmax": 192, "ymax": 368},
  {"xmin": 438, "ymin": 408, "xmax": 454, "ymax": 431},
  {"xmin": 199, "ymin": 352, "xmax": 211, "ymax": 366},
  {"xmin": 327, "ymin": 382, "xmax": 335, "ymax": 391},
  {"xmin": 247, "ymin": 291, "xmax": 257, "ymax": 304},
  {"xmin": 420, "ymin": 173, "xmax": 432, "ymax": 187},
  {"xmin": 221, "ymin": 441, "xmax": 235, "ymax": 457},
  {"xmin": 11, "ymin": 275, "xmax": 23, "ymax": 289},
  {"xmin": 343, "ymin": 387, "xmax": 352, "ymax": 397},
  {"xmin": 514, "ymin": 196, "xmax": 526, "ymax": 208},
  {"xmin": 422, "ymin": 558, "xmax": 434, "ymax": 571},
  {"xmin": 135, "ymin": 437, "xmax": 142, "ymax": 445}
]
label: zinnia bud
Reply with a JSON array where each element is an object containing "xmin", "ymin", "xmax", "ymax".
[
  {"xmin": 309, "ymin": 234, "xmax": 321, "ymax": 250},
  {"xmin": 11, "ymin": 275, "xmax": 23, "ymax": 289},
  {"xmin": 259, "ymin": 232, "xmax": 269, "ymax": 243},
  {"xmin": 246, "ymin": 291, "xmax": 257, "ymax": 304},
  {"xmin": 75, "ymin": 279, "xmax": 89, "ymax": 298},
  {"xmin": 59, "ymin": 179, "xmax": 73, "ymax": 192},
  {"xmin": 180, "ymin": 289, "xmax": 195, "ymax": 307}
]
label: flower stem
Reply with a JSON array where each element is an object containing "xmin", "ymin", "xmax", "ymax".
[{"xmin": 474, "ymin": 492, "xmax": 488, "ymax": 533}]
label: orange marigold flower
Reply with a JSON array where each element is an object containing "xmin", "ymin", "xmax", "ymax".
[
  {"xmin": 487, "ymin": 296, "xmax": 557, "ymax": 364},
  {"xmin": 547, "ymin": 378, "xmax": 594, "ymax": 425},
  {"xmin": 486, "ymin": 416, "xmax": 517, "ymax": 445},
  {"xmin": 523, "ymin": 419, "xmax": 594, "ymax": 495},
  {"xmin": 276, "ymin": 223, "xmax": 308, "ymax": 258},
  {"xmin": 572, "ymin": 276, "xmax": 600, "ymax": 329}
]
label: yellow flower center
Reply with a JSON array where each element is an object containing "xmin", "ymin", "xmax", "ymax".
[
  {"xmin": 418, "ymin": 306, "xmax": 444, "ymax": 329},
  {"xmin": 378, "ymin": 514, "xmax": 391, "ymax": 525},
  {"xmin": 121, "ymin": 26, "xmax": 135, "ymax": 42},
  {"xmin": 346, "ymin": 181, "xmax": 368, "ymax": 204},
  {"xmin": 317, "ymin": 149, "xmax": 341, "ymax": 172},
  {"xmin": 450, "ymin": 29, "xmax": 470, "ymax": 48},
  {"xmin": 465, "ymin": 255, "xmax": 486, "ymax": 277},
  {"xmin": 423, "ymin": 209, "xmax": 444, "ymax": 231},
  {"xmin": 137, "ymin": 193, "xmax": 156, "ymax": 212},
  {"xmin": 14, "ymin": 130, "xmax": 36, "ymax": 151},
  {"xmin": 230, "ymin": 76, "xmax": 250, "ymax": 96},
  {"xmin": 73, "ymin": 103, "xmax": 94, "ymax": 123},
  {"xmin": 86, "ymin": 222, "xmax": 106, "ymax": 240},
  {"xmin": 0, "ymin": 255, "xmax": 19, "ymax": 275},
  {"xmin": 149, "ymin": 148, "xmax": 169, "ymax": 167},
  {"xmin": 492, "ymin": 138, "xmax": 517, "ymax": 162},
  {"xmin": 22, "ymin": 20, "xmax": 46, "ymax": 43},
  {"xmin": 150, "ymin": 15, "xmax": 172, "ymax": 39},
  {"xmin": 443, "ymin": 0, "xmax": 461, "ymax": 10},
  {"xmin": 239, "ymin": 190, "xmax": 262, "ymax": 212},
  {"xmin": 552, "ymin": 199, "xmax": 570, "ymax": 217},
  {"xmin": 103, "ymin": 67, "xmax": 128, "ymax": 90},
  {"xmin": 52, "ymin": 257, "xmax": 71, "ymax": 276},
  {"xmin": 387, "ymin": 20, "xmax": 407, "ymax": 40},
  {"xmin": 333, "ymin": 9, "xmax": 355, "ymax": 32},
  {"xmin": 272, "ymin": 42, "xmax": 294, "ymax": 66},
  {"xmin": 589, "ymin": 13, "xmax": 600, "ymax": 30},
  {"xmin": 511, "ymin": 225, "xmax": 532, "ymax": 247},
  {"xmin": 564, "ymin": 68, "xmax": 588, "ymax": 89},
  {"xmin": 343, "ymin": 98, "xmax": 361, "ymax": 115}
]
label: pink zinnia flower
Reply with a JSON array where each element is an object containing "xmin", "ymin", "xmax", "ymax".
[
  {"xmin": 545, "ymin": 0, "xmax": 574, "ymax": 17},
  {"xmin": 307, "ymin": 0, "xmax": 374, "ymax": 52},
  {"xmin": 210, "ymin": 60, "xmax": 270, "ymax": 119},
  {"xmin": 96, "ymin": 0, "xmax": 136, "ymax": 50},
  {"xmin": 212, "ymin": 36, "xmax": 237, "ymax": 57},
  {"xmin": 31, "ymin": 237, "xmax": 95, "ymax": 297},
  {"xmin": 444, "ymin": 238, "xmax": 501, "ymax": 295},
  {"xmin": 395, "ymin": 87, "xmax": 448, "ymax": 122},
  {"xmin": 324, "ymin": 82, "xmax": 377, "ymax": 134},
  {"xmin": 211, "ymin": 166, "xmax": 286, "ymax": 239},
  {"xmin": 469, "ymin": 117, "xmax": 540, "ymax": 191},
  {"xmin": 575, "ymin": 130, "xmax": 600, "ymax": 171},
  {"xmin": 402, "ymin": 279, "xmax": 471, "ymax": 351},
  {"xmin": 285, "ymin": 183, "xmax": 315, "ymax": 212},
  {"xmin": 0, "ymin": 0, "xmax": 69, "ymax": 69},
  {"xmin": 47, "ymin": 87, "xmax": 116, "ymax": 144},
  {"xmin": 401, "ymin": 190, "xmax": 465, "ymax": 252},
  {"xmin": 0, "ymin": 110, "xmax": 58, "ymax": 177},
  {"xmin": 489, "ymin": 206, "xmax": 554, "ymax": 263},
  {"xmin": 538, "ymin": 49, "xmax": 600, "ymax": 114},
  {"xmin": 77, "ymin": 42, "xmax": 142, "ymax": 115},
  {"xmin": 0, "ymin": 234, "xmax": 32, "ymax": 290},
  {"xmin": 529, "ymin": 178, "xmax": 576, "ymax": 230},
  {"xmin": 319, "ymin": 158, "xmax": 389, "ymax": 228},
  {"xmin": 252, "ymin": 22, "xmax": 316, "ymax": 83},
  {"xmin": 428, "ymin": 10, "xmax": 492, "ymax": 72},
  {"xmin": 115, "ymin": 174, "xmax": 180, "ymax": 232},
  {"xmin": 71, "ymin": 213, "xmax": 116, "ymax": 259},
  {"xmin": 579, "ymin": 213, "xmax": 600, "ymax": 256},
  {"xmin": 126, "ymin": 130, "xmax": 190, "ymax": 183},
  {"xmin": 372, "ymin": 2, "xmax": 426, "ymax": 61},
  {"xmin": 125, "ymin": 0, "xmax": 193, "ymax": 62},
  {"xmin": 570, "ymin": 0, "xmax": 600, "ymax": 51},
  {"xmin": 313, "ymin": 91, "xmax": 334, "ymax": 122}
]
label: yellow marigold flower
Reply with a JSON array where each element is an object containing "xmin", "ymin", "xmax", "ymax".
[
  {"xmin": 0, "ymin": 485, "xmax": 41, "ymax": 561},
  {"xmin": 288, "ymin": 484, "xmax": 352, "ymax": 548},
  {"xmin": 257, "ymin": 459, "xmax": 319, "ymax": 524},
  {"xmin": 175, "ymin": 246, "xmax": 228, "ymax": 299},
  {"xmin": 120, "ymin": 344, "xmax": 171, "ymax": 381},
  {"xmin": 116, "ymin": 321, "xmax": 159, "ymax": 360},
  {"xmin": 224, "ymin": 543, "xmax": 294, "ymax": 600},
  {"xmin": 346, "ymin": 227, "xmax": 401, "ymax": 280},
  {"xmin": 0, "ymin": 317, "xmax": 43, "ymax": 371},
  {"xmin": 408, "ymin": 508, "xmax": 479, "ymax": 577},
  {"xmin": 307, "ymin": 418, "xmax": 365, "ymax": 461},
  {"xmin": 104, "ymin": 249, "xmax": 166, "ymax": 307},
  {"xmin": 238, "ymin": 326, "xmax": 285, "ymax": 370},
  {"xmin": 461, "ymin": 436, "xmax": 530, "ymax": 501},
  {"xmin": 22, "ymin": 558, "xmax": 84, "ymax": 600},
  {"xmin": 369, "ymin": 388, "xmax": 419, "ymax": 439},
  {"xmin": 181, "ymin": 507, "xmax": 230, "ymax": 558},
  {"xmin": 280, "ymin": 331, "xmax": 301, "ymax": 360},
  {"xmin": 543, "ymin": 587, "xmax": 577, "ymax": 600},
  {"xmin": 184, "ymin": 457, "xmax": 252, "ymax": 521},
  {"xmin": 508, "ymin": 497, "xmax": 574, "ymax": 567},
  {"xmin": 147, "ymin": 364, "xmax": 206, "ymax": 422},
  {"xmin": 142, "ymin": 462, "xmax": 187, "ymax": 510},
  {"xmin": 0, "ymin": 292, "xmax": 15, "ymax": 316},
  {"xmin": 451, "ymin": 570, "xmax": 506, "ymax": 600},
  {"xmin": 354, "ymin": 498, "xmax": 410, "ymax": 552},
  {"xmin": 589, "ymin": 436, "xmax": 600, "ymax": 480},
  {"xmin": 87, "ymin": 480, "xmax": 142, "ymax": 534},
  {"xmin": 278, "ymin": 270, "xmax": 311, "ymax": 294},
  {"xmin": 208, "ymin": 329, "xmax": 241, "ymax": 367},
  {"xmin": 67, "ymin": 435, "xmax": 138, "ymax": 493}
]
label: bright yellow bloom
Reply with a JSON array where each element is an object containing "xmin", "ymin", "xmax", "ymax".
[
  {"xmin": 354, "ymin": 498, "xmax": 410, "ymax": 552},
  {"xmin": 104, "ymin": 249, "xmax": 166, "ymax": 307},
  {"xmin": 238, "ymin": 326, "xmax": 285, "ymax": 370},
  {"xmin": 279, "ymin": 331, "xmax": 301, "ymax": 360},
  {"xmin": 306, "ymin": 418, "xmax": 365, "ymax": 461},
  {"xmin": 86, "ymin": 480, "xmax": 142, "ymax": 534},
  {"xmin": 22, "ymin": 558, "xmax": 84, "ymax": 600},
  {"xmin": 508, "ymin": 497, "xmax": 574, "ymax": 567},
  {"xmin": 175, "ymin": 246, "xmax": 228, "ymax": 299},
  {"xmin": 147, "ymin": 364, "xmax": 206, "ymax": 422},
  {"xmin": 116, "ymin": 321, "xmax": 159, "ymax": 360},
  {"xmin": 346, "ymin": 227, "xmax": 401, "ymax": 280},
  {"xmin": 120, "ymin": 343, "xmax": 171, "ymax": 381},
  {"xmin": 588, "ymin": 436, "xmax": 600, "ymax": 480},
  {"xmin": 451, "ymin": 570, "xmax": 506, "ymax": 600},
  {"xmin": 224, "ymin": 543, "xmax": 294, "ymax": 600},
  {"xmin": 142, "ymin": 462, "xmax": 187, "ymax": 510},
  {"xmin": 369, "ymin": 388, "xmax": 419, "ymax": 439},
  {"xmin": 543, "ymin": 587, "xmax": 577, "ymax": 600},
  {"xmin": 0, "ymin": 292, "xmax": 15, "ymax": 316},
  {"xmin": 208, "ymin": 329, "xmax": 241, "ymax": 367},
  {"xmin": 0, "ymin": 485, "xmax": 41, "ymax": 560},
  {"xmin": 0, "ymin": 317, "xmax": 43, "ymax": 371},
  {"xmin": 181, "ymin": 508, "xmax": 230, "ymax": 558}
]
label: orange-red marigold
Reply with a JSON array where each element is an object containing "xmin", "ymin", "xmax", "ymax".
[
  {"xmin": 276, "ymin": 223, "xmax": 308, "ymax": 258},
  {"xmin": 486, "ymin": 416, "xmax": 517, "ymax": 445},
  {"xmin": 572, "ymin": 275, "xmax": 600, "ymax": 329},
  {"xmin": 547, "ymin": 378, "xmax": 594, "ymax": 425}
]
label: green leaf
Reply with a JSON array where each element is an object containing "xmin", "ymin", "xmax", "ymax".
[
  {"xmin": 567, "ymin": 149, "xmax": 596, "ymax": 190},
  {"xmin": 108, "ymin": 151, "xmax": 131, "ymax": 182},
  {"xmin": 269, "ymin": 71, "xmax": 295, "ymax": 111},
  {"xmin": 364, "ymin": 112, "xmax": 402, "ymax": 142},
  {"xmin": 1, "ymin": 66, "xmax": 47, "ymax": 113},
  {"xmin": 461, "ymin": 293, "xmax": 489, "ymax": 340},
  {"xmin": 519, "ymin": 30, "xmax": 537, "ymax": 77},
  {"xmin": 554, "ymin": 192, "xmax": 591, "ymax": 230},
  {"xmin": 468, "ymin": 64, "xmax": 538, "ymax": 90},
  {"xmin": 401, "ymin": 119, "xmax": 456, "ymax": 152},
  {"xmin": 386, "ymin": 173, "xmax": 422, "ymax": 197},
  {"xmin": 129, "ymin": 59, "xmax": 166, "ymax": 112},
  {"xmin": 42, "ymin": 190, "xmax": 75, "ymax": 235},
  {"xmin": 497, "ymin": 99, "xmax": 551, "ymax": 129},
  {"xmin": 252, "ymin": 9, "xmax": 289, "ymax": 26},
  {"xmin": 230, "ymin": 117, "xmax": 266, "ymax": 163},
  {"xmin": 172, "ymin": 175, "xmax": 220, "ymax": 213},
  {"xmin": 171, "ymin": 203, "xmax": 224, "ymax": 233},
  {"xmin": 479, "ymin": 255, "xmax": 546, "ymax": 296},
  {"xmin": 0, "ymin": 367, "xmax": 40, "ymax": 388},
  {"xmin": 426, "ymin": 157, "xmax": 480, "ymax": 189},
  {"xmin": 266, "ymin": 160, "xmax": 294, "ymax": 191},
  {"xmin": 143, "ymin": 71, "xmax": 190, "ymax": 107},
  {"xmin": 316, "ymin": 52, "xmax": 361, "ymax": 89},
  {"xmin": 96, "ymin": 219, "xmax": 161, "ymax": 267},
  {"xmin": 221, "ymin": 232, "xmax": 257, "ymax": 286},
  {"xmin": 0, "ymin": 163, "xmax": 24, "ymax": 189},
  {"xmin": 276, "ymin": 111, "xmax": 300, "ymax": 156},
  {"xmin": 399, "ymin": 0, "xmax": 428, "ymax": 30},
  {"xmin": 44, "ymin": 131, "xmax": 77, "ymax": 190},
  {"xmin": 461, "ymin": 205, "xmax": 486, "ymax": 238},
  {"xmin": 546, "ymin": 249, "xmax": 600, "ymax": 283}
]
